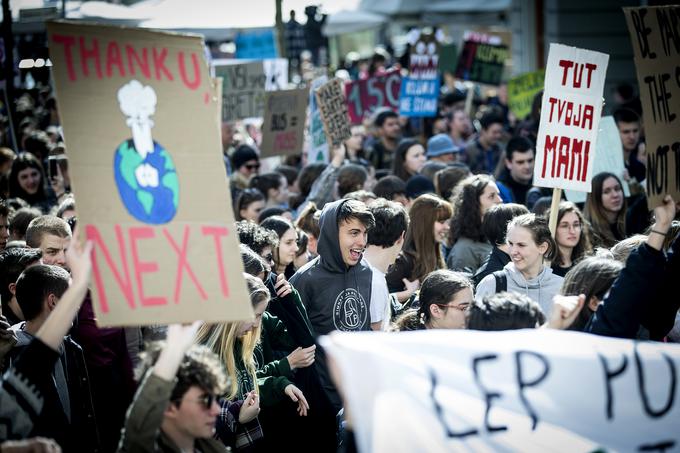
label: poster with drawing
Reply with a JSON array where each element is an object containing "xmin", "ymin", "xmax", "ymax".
[{"xmin": 47, "ymin": 21, "xmax": 252, "ymax": 327}]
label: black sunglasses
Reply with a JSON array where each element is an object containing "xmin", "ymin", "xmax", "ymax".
[
  {"xmin": 175, "ymin": 392, "xmax": 219, "ymax": 410},
  {"xmin": 244, "ymin": 163, "xmax": 261, "ymax": 170}
]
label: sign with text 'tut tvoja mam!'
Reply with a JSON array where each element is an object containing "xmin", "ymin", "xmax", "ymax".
[
  {"xmin": 47, "ymin": 21, "xmax": 252, "ymax": 327},
  {"xmin": 533, "ymin": 43, "xmax": 609, "ymax": 192}
]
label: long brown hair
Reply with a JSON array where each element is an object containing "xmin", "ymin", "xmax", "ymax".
[
  {"xmin": 403, "ymin": 194, "xmax": 453, "ymax": 281},
  {"xmin": 584, "ymin": 172, "xmax": 626, "ymax": 248},
  {"xmin": 548, "ymin": 201, "xmax": 593, "ymax": 266},
  {"xmin": 448, "ymin": 174, "xmax": 494, "ymax": 246}
]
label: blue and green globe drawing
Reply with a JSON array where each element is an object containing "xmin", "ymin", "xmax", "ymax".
[{"xmin": 113, "ymin": 139, "xmax": 179, "ymax": 224}]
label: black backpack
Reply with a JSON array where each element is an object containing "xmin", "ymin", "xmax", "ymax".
[{"xmin": 492, "ymin": 270, "xmax": 507, "ymax": 293}]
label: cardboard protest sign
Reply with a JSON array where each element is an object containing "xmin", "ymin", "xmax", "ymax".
[
  {"xmin": 260, "ymin": 88, "xmax": 308, "ymax": 158},
  {"xmin": 533, "ymin": 44, "xmax": 609, "ymax": 192},
  {"xmin": 508, "ymin": 69, "xmax": 545, "ymax": 120},
  {"xmin": 308, "ymin": 75, "xmax": 329, "ymax": 163},
  {"xmin": 214, "ymin": 61, "xmax": 266, "ymax": 121},
  {"xmin": 315, "ymin": 78, "xmax": 351, "ymax": 149},
  {"xmin": 322, "ymin": 329, "xmax": 680, "ymax": 453},
  {"xmin": 344, "ymin": 69, "xmax": 401, "ymax": 124},
  {"xmin": 235, "ymin": 29, "xmax": 278, "ymax": 59},
  {"xmin": 624, "ymin": 6, "xmax": 680, "ymax": 208},
  {"xmin": 455, "ymin": 39, "xmax": 508, "ymax": 86},
  {"xmin": 565, "ymin": 116, "xmax": 631, "ymax": 203},
  {"xmin": 47, "ymin": 21, "xmax": 252, "ymax": 326}
]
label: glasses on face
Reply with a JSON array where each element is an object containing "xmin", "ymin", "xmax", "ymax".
[
  {"xmin": 175, "ymin": 392, "xmax": 220, "ymax": 410},
  {"xmin": 244, "ymin": 163, "xmax": 260, "ymax": 171},
  {"xmin": 436, "ymin": 302, "xmax": 471, "ymax": 312}
]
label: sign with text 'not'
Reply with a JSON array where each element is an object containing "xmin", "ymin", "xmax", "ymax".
[
  {"xmin": 323, "ymin": 329, "xmax": 680, "ymax": 453},
  {"xmin": 47, "ymin": 21, "xmax": 252, "ymax": 327},
  {"xmin": 534, "ymin": 43, "xmax": 609, "ymax": 192}
]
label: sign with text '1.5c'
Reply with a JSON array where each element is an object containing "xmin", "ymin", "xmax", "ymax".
[{"xmin": 47, "ymin": 21, "xmax": 252, "ymax": 327}]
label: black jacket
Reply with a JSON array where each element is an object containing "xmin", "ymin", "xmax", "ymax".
[{"xmin": 473, "ymin": 247, "xmax": 511, "ymax": 287}]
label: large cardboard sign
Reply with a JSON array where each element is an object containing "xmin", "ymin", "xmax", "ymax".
[
  {"xmin": 624, "ymin": 6, "xmax": 680, "ymax": 208},
  {"xmin": 47, "ymin": 21, "xmax": 252, "ymax": 326},
  {"xmin": 455, "ymin": 39, "xmax": 508, "ymax": 86},
  {"xmin": 508, "ymin": 69, "xmax": 545, "ymax": 120},
  {"xmin": 315, "ymin": 78, "xmax": 351, "ymax": 149},
  {"xmin": 565, "ymin": 116, "xmax": 631, "ymax": 203},
  {"xmin": 214, "ymin": 61, "xmax": 266, "ymax": 121},
  {"xmin": 322, "ymin": 329, "xmax": 680, "ymax": 453},
  {"xmin": 260, "ymin": 88, "xmax": 308, "ymax": 158},
  {"xmin": 533, "ymin": 44, "xmax": 609, "ymax": 192},
  {"xmin": 344, "ymin": 69, "xmax": 401, "ymax": 124},
  {"xmin": 308, "ymin": 75, "xmax": 329, "ymax": 163}
]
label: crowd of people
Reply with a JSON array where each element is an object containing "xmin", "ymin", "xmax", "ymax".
[{"xmin": 0, "ymin": 51, "xmax": 679, "ymax": 453}]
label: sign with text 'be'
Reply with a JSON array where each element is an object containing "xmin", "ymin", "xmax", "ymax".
[
  {"xmin": 315, "ymin": 78, "xmax": 351, "ymax": 149},
  {"xmin": 260, "ymin": 88, "xmax": 308, "ymax": 158},
  {"xmin": 624, "ymin": 6, "xmax": 680, "ymax": 208},
  {"xmin": 47, "ymin": 21, "xmax": 252, "ymax": 326},
  {"xmin": 323, "ymin": 329, "xmax": 680, "ymax": 453},
  {"xmin": 533, "ymin": 44, "xmax": 609, "ymax": 192},
  {"xmin": 344, "ymin": 69, "xmax": 401, "ymax": 125}
]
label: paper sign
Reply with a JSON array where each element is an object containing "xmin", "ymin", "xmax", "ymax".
[
  {"xmin": 260, "ymin": 88, "xmax": 308, "ymax": 158},
  {"xmin": 47, "ymin": 21, "xmax": 252, "ymax": 326},
  {"xmin": 344, "ymin": 69, "xmax": 401, "ymax": 125},
  {"xmin": 263, "ymin": 58, "xmax": 288, "ymax": 91},
  {"xmin": 508, "ymin": 70, "xmax": 545, "ymax": 120},
  {"xmin": 235, "ymin": 29, "xmax": 278, "ymax": 59},
  {"xmin": 533, "ymin": 43, "xmax": 609, "ymax": 192},
  {"xmin": 409, "ymin": 31, "xmax": 439, "ymax": 79},
  {"xmin": 565, "ymin": 116, "xmax": 631, "ymax": 203},
  {"xmin": 398, "ymin": 77, "xmax": 440, "ymax": 117},
  {"xmin": 214, "ymin": 61, "xmax": 266, "ymax": 121},
  {"xmin": 322, "ymin": 329, "xmax": 680, "ymax": 453},
  {"xmin": 455, "ymin": 40, "xmax": 508, "ymax": 86},
  {"xmin": 315, "ymin": 78, "xmax": 351, "ymax": 149},
  {"xmin": 308, "ymin": 75, "xmax": 329, "ymax": 163},
  {"xmin": 624, "ymin": 6, "xmax": 680, "ymax": 208}
]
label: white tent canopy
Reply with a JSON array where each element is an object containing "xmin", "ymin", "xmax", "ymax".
[{"xmin": 323, "ymin": 9, "xmax": 385, "ymax": 36}]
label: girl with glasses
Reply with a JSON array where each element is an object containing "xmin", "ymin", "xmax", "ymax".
[{"xmin": 548, "ymin": 201, "xmax": 593, "ymax": 277}]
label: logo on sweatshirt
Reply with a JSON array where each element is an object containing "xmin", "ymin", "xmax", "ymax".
[{"xmin": 333, "ymin": 288, "xmax": 368, "ymax": 331}]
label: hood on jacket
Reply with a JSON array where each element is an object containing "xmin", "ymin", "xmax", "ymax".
[
  {"xmin": 317, "ymin": 199, "xmax": 352, "ymax": 274},
  {"xmin": 503, "ymin": 261, "xmax": 555, "ymax": 288}
]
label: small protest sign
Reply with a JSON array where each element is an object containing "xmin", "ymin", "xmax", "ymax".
[
  {"xmin": 409, "ymin": 31, "xmax": 439, "ymax": 80},
  {"xmin": 399, "ymin": 78, "xmax": 440, "ymax": 117},
  {"xmin": 455, "ymin": 38, "xmax": 509, "ymax": 86},
  {"xmin": 565, "ymin": 116, "xmax": 630, "ymax": 203},
  {"xmin": 260, "ymin": 88, "xmax": 308, "ymax": 158},
  {"xmin": 235, "ymin": 29, "xmax": 278, "ymax": 59},
  {"xmin": 533, "ymin": 43, "xmax": 609, "ymax": 192},
  {"xmin": 263, "ymin": 58, "xmax": 288, "ymax": 91},
  {"xmin": 344, "ymin": 69, "xmax": 401, "ymax": 124},
  {"xmin": 47, "ymin": 21, "xmax": 252, "ymax": 326},
  {"xmin": 508, "ymin": 69, "xmax": 545, "ymax": 120},
  {"xmin": 308, "ymin": 75, "xmax": 329, "ymax": 163},
  {"xmin": 214, "ymin": 61, "xmax": 266, "ymax": 121},
  {"xmin": 322, "ymin": 329, "xmax": 680, "ymax": 453},
  {"xmin": 624, "ymin": 6, "xmax": 680, "ymax": 207},
  {"xmin": 315, "ymin": 78, "xmax": 351, "ymax": 148}
]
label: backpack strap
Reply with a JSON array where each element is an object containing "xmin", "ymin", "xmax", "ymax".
[{"xmin": 492, "ymin": 270, "xmax": 507, "ymax": 293}]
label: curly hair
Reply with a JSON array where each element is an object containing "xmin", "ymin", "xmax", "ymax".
[
  {"xmin": 136, "ymin": 342, "xmax": 229, "ymax": 405},
  {"xmin": 448, "ymin": 174, "xmax": 495, "ymax": 246},
  {"xmin": 236, "ymin": 220, "xmax": 278, "ymax": 255}
]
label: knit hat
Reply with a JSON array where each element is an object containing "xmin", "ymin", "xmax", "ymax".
[
  {"xmin": 426, "ymin": 134, "xmax": 460, "ymax": 158},
  {"xmin": 405, "ymin": 175, "xmax": 435, "ymax": 199},
  {"xmin": 232, "ymin": 145, "xmax": 259, "ymax": 170}
]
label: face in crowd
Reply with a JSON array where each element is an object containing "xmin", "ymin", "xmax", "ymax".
[
  {"xmin": 339, "ymin": 217, "xmax": 368, "ymax": 267},
  {"xmin": 507, "ymin": 225, "xmax": 548, "ymax": 276},
  {"xmin": 601, "ymin": 176, "xmax": 624, "ymax": 215}
]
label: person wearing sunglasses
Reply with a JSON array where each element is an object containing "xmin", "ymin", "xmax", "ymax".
[
  {"xmin": 392, "ymin": 269, "xmax": 474, "ymax": 331},
  {"xmin": 229, "ymin": 144, "xmax": 261, "ymax": 204}
]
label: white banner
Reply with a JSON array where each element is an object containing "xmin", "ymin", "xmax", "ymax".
[
  {"xmin": 534, "ymin": 44, "xmax": 609, "ymax": 192},
  {"xmin": 322, "ymin": 329, "xmax": 680, "ymax": 452}
]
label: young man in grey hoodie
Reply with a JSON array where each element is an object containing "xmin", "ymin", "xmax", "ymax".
[{"xmin": 289, "ymin": 198, "xmax": 375, "ymax": 445}]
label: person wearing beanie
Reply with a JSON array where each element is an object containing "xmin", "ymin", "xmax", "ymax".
[
  {"xmin": 230, "ymin": 144, "xmax": 260, "ymax": 203},
  {"xmin": 426, "ymin": 134, "xmax": 462, "ymax": 163}
]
